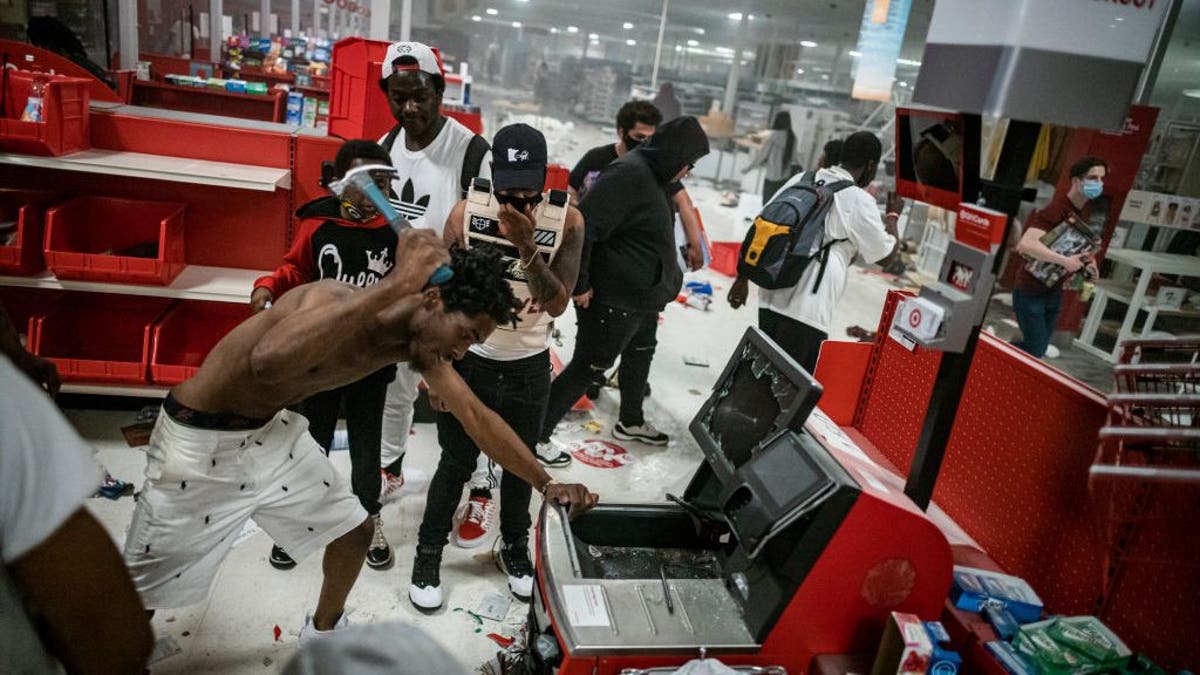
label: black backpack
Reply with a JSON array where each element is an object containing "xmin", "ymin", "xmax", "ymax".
[
  {"xmin": 737, "ymin": 172, "xmax": 853, "ymax": 291},
  {"xmin": 381, "ymin": 123, "xmax": 490, "ymax": 198}
]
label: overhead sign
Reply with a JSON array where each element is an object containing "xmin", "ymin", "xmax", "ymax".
[
  {"xmin": 913, "ymin": 0, "xmax": 1169, "ymax": 130},
  {"xmin": 851, "ymin": 0, "xmax": 914, "ymax": 102}
]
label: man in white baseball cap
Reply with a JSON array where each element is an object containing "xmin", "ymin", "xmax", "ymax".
[{"xmin": 375, "ymin": 41, "xmax": 495, "ymax": 536}]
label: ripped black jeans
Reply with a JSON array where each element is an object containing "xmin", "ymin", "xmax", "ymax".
[{"xmin": 541, "ymin": 302, "xmax": 659, "ymax": 441}]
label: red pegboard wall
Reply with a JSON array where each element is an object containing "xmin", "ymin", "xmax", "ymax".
[{"xmin": 851, "ymin": 291, "xmax": 1198, "ymax": 669}]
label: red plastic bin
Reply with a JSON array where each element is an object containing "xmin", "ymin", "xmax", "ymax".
[
  {"xmin": 0, "ymin": 70, "xmax": 91, "ymax": 156},
  {"xmin": 544, "ymin": 164, "xmax": 569, "ymax": 192},
  {"xmin": 30, "ymin": 294, "xmax": 174, "ymax": 384},
  {"xmin": 44, "ymin": 196, "xmax": 187, "ymax": 285},
  {"xmin": 0, "ymin": 286, "xmax": 62, "ymax": 345},
  {"xmin": 150, "ymin": 301, "xmax": 251, "ymax": 385},
  {"xmin": 327, "ymin": 37, "xmax": 394, "ymax": 141},
  {"xmin": 708, "ymin": 240, "xmax": 740, "ymax": 277},
  {"xmin": 0, "ymin": 189, "xmax": 62, "ymax": 275}
]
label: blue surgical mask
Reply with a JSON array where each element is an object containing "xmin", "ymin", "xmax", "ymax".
[{"xmin": 1082, "ymin": 180, "xmax": 1103, "ymax": 200}]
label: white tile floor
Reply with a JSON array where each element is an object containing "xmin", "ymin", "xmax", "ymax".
[
  {"xmin": 68, "ymin": 114, "xmax": 901, "ymax": 672},
  {"xmin": 72, "ymin": 262, "xmax": 896, "ymax": 674}
]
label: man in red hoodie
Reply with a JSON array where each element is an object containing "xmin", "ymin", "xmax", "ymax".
[{"xmin": 250, "ymin": 140, "xmax": 400, "ymax": 571}]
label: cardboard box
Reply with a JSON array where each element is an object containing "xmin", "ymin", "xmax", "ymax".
[
  {"xmin": 950, "ymin": 566, "xmax": 1043, "ymax": 623},
  {"xmin": 1154, "ymin": 286, "xmax": 1186, "ymax": 311},
  {"xmin": 870, "ymin": 612, "xmax": 932, "ymax": 675}
]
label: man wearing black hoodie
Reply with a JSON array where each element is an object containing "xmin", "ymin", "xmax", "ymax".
[{"xmin": 540, "ymin": 116, "xmax": 709, "ymax": 447}]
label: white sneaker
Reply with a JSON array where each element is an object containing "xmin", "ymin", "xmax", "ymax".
[
  {"xmin": 1045, "ymin": 344, "xmax": 1061, "ymax": 359},
  {"xmin": 298, "ymin": 613, "xmax": 348, "ymax": 648},
  {"xmin": 379, "ymin": 467, "xmax": 429, "ymax": 503},
  {"xmin": 453, "ymin": 489, "xmax": 496, "ymax": 549},
  {"xmin": 409, "ymin": 546, "xmax": 444, "ymax": 611},
  {"xmin": 613, "ymin": 421, "xmax": 669, "ymax": 446},
  {"xmin": 535, "ymin": 440, "xmax": 572, "ymax": 467},
  {"xmin": 498, "ymin": 541, "xmax": 534, "ymax": 601}
]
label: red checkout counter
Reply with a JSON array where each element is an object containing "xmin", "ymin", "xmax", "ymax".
[{"xmin": 524, "ymin": 328, "xmax": 952, "ymax": 674}]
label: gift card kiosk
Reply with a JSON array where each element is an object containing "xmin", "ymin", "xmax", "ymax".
[{"xmin": 525, "ymin": 328, "xmax": 953, "ymax": 674}]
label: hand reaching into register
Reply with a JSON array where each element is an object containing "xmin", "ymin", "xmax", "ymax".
[{"xmin": 542, "ymin": 480, "xmax": 599, "ymax": 519}]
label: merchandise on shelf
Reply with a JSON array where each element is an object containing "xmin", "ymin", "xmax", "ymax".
[
  {"xmin": 950, "ymin": 566, "xmax": 1044, "ymax": 623},
  {"xmin": 0, "ymin": 70, "xmax": 91, "ymax": 156}
]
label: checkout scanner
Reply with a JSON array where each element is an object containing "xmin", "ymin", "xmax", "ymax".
[{"xmin": 525, "ymin": 328, "xmax": 952, "ymax": 674}]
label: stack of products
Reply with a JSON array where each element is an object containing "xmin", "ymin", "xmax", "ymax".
[
  {"xmin": 989, "ymin": 616, "xmax": 1132, "ymax": 674},
  {"xmin": 163, "ymin": 74, "xmax": 268, "ymax": 95},
  {"xmin": 950, "ymin": 566, "xmax": 1044, "ymax": 622}
]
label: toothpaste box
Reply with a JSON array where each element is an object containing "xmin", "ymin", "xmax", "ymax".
[{"xmin": 950, "ymin": 566, "xmax": 1043, "ymax": 623}]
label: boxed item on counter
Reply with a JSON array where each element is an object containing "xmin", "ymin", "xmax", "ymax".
[
  {"xmin": 1013, "ymin": 618, "xmax": 1131, "ymax": 674},
  {"xmin": 225, "ymin": 79, "xmax": 248, "ymax": 93},
  {"xmin": 986, "ymin": 641, "xmax": 1038, "ymax": 675},
  {"xmin": 950, "ymin": 566, "xmax": 1043, "ymax": 623},
  {"xmin": 870, "ymin": 612, "xmax": 933, "ymax": 675},
  {"xmin": 922, "ymin": 621, "xmax": 962, "ymax": 674},
  {"xmin": 1047, "ymin": 616, "xmax": 1131, "ymax": 665}
]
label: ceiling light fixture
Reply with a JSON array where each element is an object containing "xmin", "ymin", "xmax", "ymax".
[
  {"xmin": 728, "ymin": 12, "xmax": 743, "ymax": 20},
  {"xmin": 800, "ymin": 40, "xmax": 817, "ymax": 48},
  {"xmin": 512, "ymin": 21, "xmax": 521, "ymax": 27},
  {"xmin": 796, "ymin": 68, "xmax": 804, "ymax": 74},
  {"xmin": 687, "ymin": 39, "xmax": 699, "ymax": 46},
  {"xmin": 623, "ymin": 22, "xmax": 634, "ymax": 30},
  {"xmin": 550, "ymin": 27, "xmax": 558, "ymax": 33},
  {"xmin": 486, "ymin": 8, "xmax": 498, "ymax": 15},
  {"xmin": 567, "ymin": 25, "xmax": 579, "ymax": 33},
  {"xmin": 471, "ymin": 14, "xmax": 481, "ymax": 21},
  {"xmin": 897, "ymin": 58, "xmax": 922, "ymax": 67},
  {"xmin": 588, "ymin": 32, "xmax": 599, "ymax": 40},
  {"xmin": 626, "ymin": 39, "xmax": 636, "ymax": 46},
  {"xmin": 1184, "ymin": 89, "xmax": 1200, "ymax": 99}
]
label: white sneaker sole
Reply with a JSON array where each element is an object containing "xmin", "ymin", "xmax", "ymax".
[{"xmin": 408, "ymin": 585, "xmax": 444, "ymax": 612}]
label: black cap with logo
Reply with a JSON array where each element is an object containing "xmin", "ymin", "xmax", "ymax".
[{"xmin": 491, "ymin": 123, "xmax": 547, "ymax": 192}]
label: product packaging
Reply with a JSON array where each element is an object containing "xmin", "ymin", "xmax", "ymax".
[{"xmin": 950, "ymin": 566, "xmax": 1043, "ymax": 623}]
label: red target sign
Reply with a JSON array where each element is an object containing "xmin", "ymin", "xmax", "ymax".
[
  {"xmin": 907, "ymin": 307, "xmax": 923, "ymax": 328},
  {"xmin": 568, "ymin": 440, "xmax": 632, "ymax": 469}
]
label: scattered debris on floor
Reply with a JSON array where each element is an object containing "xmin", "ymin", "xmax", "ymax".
[
  {"xmin": 581, "ymin": 419, "xmax": 603, "ymax": 433},
  {"xmin": 475, "ymin": 591, "xmax": 512, "ymax": 622},
  {"xmin": 273, "ymin": 625, "xmax": 282, "ymax": 642},
  {"xmin": 95, "ymin": 473, "xmax": 134, "ymax": 500},
  {"xmin": 120, "ymin": 422, "xmax": 153, "ymax": 447},
  {"xmin": 148, "ymin": 636, "xmax": 182, "ymax": 664}
]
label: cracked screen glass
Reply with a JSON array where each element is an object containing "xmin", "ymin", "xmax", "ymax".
[{"xmin": 705, "ymin": 343, "xmax": 799, "ymax": 469}]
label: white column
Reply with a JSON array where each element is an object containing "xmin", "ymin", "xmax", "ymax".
[
  {"xmin": 399, "ymin": 0, "xmax": 412, "ymax": 41},
  {"xmin": 369, "ymin": 0, "xmax": 389, "ymax": 40},
  {"xmin": 210, "ymin": 0, "xmax": 223, "ymax": 61},
  {"xmin": 291, "ymin": 0, "xmax": 299, "ymax": 35},
  {"xmin": 261, "ymin": 0, "xmax": 271, "ymax": 35},
  {"xmin": 650, "ymin": 0, "xmax": 669, "ymax": 91},
  {"xmin": 722, "ymin": 9, "xmax": 748, "ymax": 115},
  {"xmin": 118, "ymin": 0, "xmax": 138, "ymax": 69}
]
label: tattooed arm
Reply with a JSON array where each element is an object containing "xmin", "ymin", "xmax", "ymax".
[{"xmin": 498, "ymin": 203, "xmax": 585, "ymax": 317}]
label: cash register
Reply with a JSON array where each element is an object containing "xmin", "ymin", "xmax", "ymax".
[{"xmin": 524, "ymin": 328, "xmax": 953, "ymax": 674}]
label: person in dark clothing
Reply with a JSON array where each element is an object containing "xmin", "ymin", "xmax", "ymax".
[
  {"xmin": 742, "ymin": 110, "xmax": 798, "ymax": 204},
  {"xmin": 26, "ymin": 17, "xmax": 116, "ymax": 89},
  {"xmin": 819, "ymin": 139, "xmax": 843, "ymax": 169},
  {"xmin": 651, "ymin": 82, "xmax": 682, "ymax": 122},
  {"xmin": 1010, "ymin": 156, "xmax": 1105, "ymax": 358},
  {"xmin": 251, "ymin": 140, "xmax": 400, "ymax": 571},
  {"xmin": 541, "ymin": 116, "xmax": 709, "ymax": 448}
]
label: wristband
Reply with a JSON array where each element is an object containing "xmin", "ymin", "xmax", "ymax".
[
  {"xmin": 519, "ymin": 250, "xmax": 538, "ymax": 269},
  {"xmin": 886, "ymin": 212, "xmax": 901, "ymax": 220},
  {"xmin": 539, "ymin": 478, "xmax": 561, "ymax": 495}
]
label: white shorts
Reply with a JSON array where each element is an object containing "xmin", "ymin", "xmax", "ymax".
[{"xmin": 123, "ymin": 408, "xmax": 367, "ymax": 610}]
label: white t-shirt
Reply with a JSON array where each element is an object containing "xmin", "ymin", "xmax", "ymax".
[
  {"xmin": 379, "ymin": 117, "xmax": 491, "ymax": 238},
  {"xmin": 758, "ymin": 167, "xmax": 896, "ymax": 333},
  {"xmin": 0, "ymin": 356, "xmax": 102, "ymax": 672}
]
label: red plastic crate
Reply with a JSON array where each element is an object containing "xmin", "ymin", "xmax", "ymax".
[
  {"xmin": 150, "ymin": 300, "xmax": 251, "ymax": 385},
  {"xmin": 0, "ymin": 286, "xmax": 62, "ymax": 346},
  {"xmin": 327, "ymin": 37, "xmax": 394, "ymax": 141},
  {"xmin": 544, "ymin": 164, "xmax": 569, "ymax": 192},
  {"xmin": 44, "ymin": 196, "xmax": 186, "ymax": 285},
  {"xmin": 0, "ymin": 189, "xmax": 62, "ymax": 275},
  {"xmin": 0, "ymin": 70, "xmax": 91, "ymax": 156},
  {"xmin": 709, "ymin": 240, "xmax": 740, "ymax": 277},
  {"xmin": 30, "ymin": 294, "xmax": 174, "ymax": 384}
]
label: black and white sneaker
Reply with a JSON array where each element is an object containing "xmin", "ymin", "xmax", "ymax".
[
  {"xmin": 535, "ymin": 441, "xmax": 571, "ymax": 467},
  {"xmin": 269, "ymin": 544, "xmax": 296, "ymax": 570},
  {"xmin": 498, "ymin": 540, "xmax": 534, "ymax": 601},
  {"xmin": 366, "ymin": 513, "xmax": 393, "ymax": 570},
  {"xmin": 613, "ymin": 421, "xmax": 669, "ymax": 446},
  {"xmin": 408, "ymin": 545, "xmax": 444, "ymax": 611}
]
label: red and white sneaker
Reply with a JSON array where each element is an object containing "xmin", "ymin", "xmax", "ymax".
[
  {"xmin": 453, "ymin": 488, "xmax": 496, "ymax": 549},
  {"xmin": 380, "ymin": 469, "xmax": 406, "ymax": 504}
]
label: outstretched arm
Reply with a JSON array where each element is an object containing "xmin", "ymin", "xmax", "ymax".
[{"xmin": 423, "ymin": 361, "xmax": 599, "ymax": 516}]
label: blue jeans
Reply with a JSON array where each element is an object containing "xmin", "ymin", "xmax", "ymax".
[{"xmin": 1012, "ymin": 288, "xmax": 1062, "ymax": 358}]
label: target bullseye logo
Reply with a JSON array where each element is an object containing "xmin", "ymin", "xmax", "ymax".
[{"xmin": 908, "ymin": 307, "xmax": 923, "ymax": 328}]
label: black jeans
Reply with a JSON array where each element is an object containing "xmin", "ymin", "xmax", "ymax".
[
  {"xmin": 299, "ymin": 366, "xmax": 394, "ymax": 516},
  {"xmin": 418, "ymin": 350, "xmax": 551, "ymax": 548},
  {"xmin": 542, "ymin": 302, "xmax": 659, "ymax": 441},
  {"xmin": 759, "ymin": 308, "xmax": 826, "ymax": 374}
]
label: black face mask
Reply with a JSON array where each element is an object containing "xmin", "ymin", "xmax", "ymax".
[
  {"xmin": 622, "ymin": 134, "xmax": 645, "ymax": 152},
  {"xmin": 496, "ymin": 192, "xmax": 543, "ymax": 213}
]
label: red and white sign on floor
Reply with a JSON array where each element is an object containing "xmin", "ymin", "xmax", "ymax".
[
  {"xmin": 568, "ymin": 440, "xmax": 632, "ymax": 469},
  {"xmin": 954, "ymin": 203, "xmax": 1007, "ymax": 253}
]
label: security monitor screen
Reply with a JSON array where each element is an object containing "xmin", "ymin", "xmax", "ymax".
[
  {"xmin": 898, "ymin": 111, "xmax": 963, "ymax": 193},
  {"xmin": 697, "ymin": 333, "xmax": 820, "ymax": 472}
]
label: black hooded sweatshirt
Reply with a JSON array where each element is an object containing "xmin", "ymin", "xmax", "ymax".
[{"xmin": 576, "ymin": 116, "xmax": 710, "ymax": 312}]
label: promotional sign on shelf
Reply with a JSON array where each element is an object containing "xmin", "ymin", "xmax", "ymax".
[
  {"xmin": 850, "ymin": 0, "xmax": 914, "ymax": 102},
  {"xmin": 1120, "ymin": 190, "xmax": 1200, "ymax": 231},
  {"xmin": 954, "ymin": 203, "xmax": 1007, "ymax": 253},
  {"xmin": 914, "ymin": 0, "xmax": 1169, "ymax": 130}
]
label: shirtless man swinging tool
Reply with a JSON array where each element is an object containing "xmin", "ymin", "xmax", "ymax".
[{"xmin": 122, "ymin": 229, "xmax": 598, "ymax": 645}]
